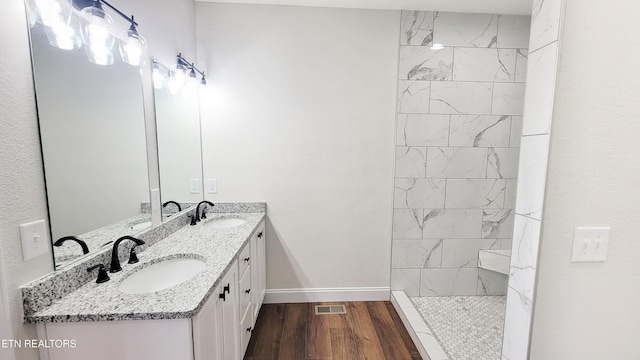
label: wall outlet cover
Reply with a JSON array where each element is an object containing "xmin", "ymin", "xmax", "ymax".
[{"xmin": 20, "ymin": 219, "xmax": 49, "ymax": 261}]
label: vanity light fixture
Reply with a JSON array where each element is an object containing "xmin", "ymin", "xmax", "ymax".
[
  {"xmin": 28, "ymin": 0, "xmax": 148, "ymax": 67},
  {"xmin": 166, "ymin": 53, "xmax": 207, "ymax": 95}
]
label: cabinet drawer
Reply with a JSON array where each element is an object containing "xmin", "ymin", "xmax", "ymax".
[
  {"xmin": 239, "ymin": 243, "xmax": 251, "ymax": 278},
  {"xmin": 240, "ymin": 306, "xmax": 254, "ymax": 356},
  {"xmin": 239, "ymin": 265, "xmax": 251, "ymax": 319}
]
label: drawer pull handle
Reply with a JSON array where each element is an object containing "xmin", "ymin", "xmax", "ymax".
[
  {"xmin": 223, "ymin": 284, "xmax": 230, "ymax": 294},
  {"xmin": 246, "ymin": 327, "xmax": 253, "ymax": 333},
  {"xmin": 245, "ymin": 289, "xmax": 251, "ymax": 294},
  {"xmin": 219, "ymin": 293, "xmax": 226, "ymax": 301},
  {"xmin": 244, "ymin": 257, "xmax": 250, "ymax": 263},
  {"xmin": 257, "ymin": 232, "xmax": 263, "ymax": 238}
]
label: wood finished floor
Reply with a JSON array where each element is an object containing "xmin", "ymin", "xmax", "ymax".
[{"xmin": 244, "ymin": 302, "xmax": 422, "ymax": 360}]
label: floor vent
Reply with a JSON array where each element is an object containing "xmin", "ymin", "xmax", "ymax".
[{"xmin": 314, "ymin": 305, "xmax": 347, "ymax": 315}]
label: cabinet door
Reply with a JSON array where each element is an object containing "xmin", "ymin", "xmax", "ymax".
[
  {"xmin": 220, "ymin": 260, "xmax": 240, "ymax": 360},
  {"xmin": 193, "ymin": 282, "xmax": 224, "ymax": 360}
]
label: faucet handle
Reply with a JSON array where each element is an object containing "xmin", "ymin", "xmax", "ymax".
[
  {"xmin": 87, "ymin": 264, "xmax": 110, "ymax": 284},
  {"xmin": 188, "ymin": 215, "xmax": 197, "ymax": 226},
  {"xmin": 201, "ymin": 210, "xmax": 208, "ymax": 220},
  {"xmin": 128, "ymin": 245, "xmax": 140, "ymax": 264}
]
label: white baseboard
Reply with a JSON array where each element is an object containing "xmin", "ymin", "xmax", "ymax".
[{"xmin": 264, "ymin": 287, "xmax": 390, "ymax": 303}]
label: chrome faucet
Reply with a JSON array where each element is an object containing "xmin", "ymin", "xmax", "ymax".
[
  {"xmin": 54, "ymin": 236, "xmax": 89, "ymax": 254},
  {"xmin": 110, "ymin": 236, "xmax": 145, "ymax": 273},
  {"xmin": 194, "ymin": 201, "xmax": 215, "ymax": 223}
]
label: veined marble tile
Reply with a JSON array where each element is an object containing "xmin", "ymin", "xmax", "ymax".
[
  {"xmin": 441, "ymin": 238, "xmax": 500, "ymax": 268},
  {"xmin": 426, "ymin": 147, "xmax": 488, "ymax": 178},
  {"xmin": 398, "ymin": 80, "xmax": 431, "ymax": 113},
  {"xmin": 423, "ymin": 209, "xmax": 483, "ymax": 239},
  {"xmin": 396, "ymin": 114, "xmax": 449, "ymax": 147},
  {"xmin": 401, "ymin": 11, "xmax": 434, "ymax": 46},
  {"xmin": 508, "ymin": 215, "xmax": 541, "ymax": 299},
  {"xmin": 504, "ymin": 179, "xmax": 518, "ymax": 209},
  {"xmin": 453, "ymin": 48, "xmax": 517, "ymax": 82},
  {"xmin": 510, "ymin": 116, "xmax": 523, "ymax": 147},
  {"xmin": 497, "ymin": 15, "xmax": 531, "ymax": 49},
  {"xmin": 522, "ymin": 42, "xmax": 559, "ymax": 135},
  {"xmin": 449, "ymin": 115, "xmax": 511, "ymax": 147},
  {"xmin": 482, "ymin": 209, "xmax": 515, "ymax": 239},
  {"xmin": 487, "ymin": 147, "xmax": 520, "ymax": 179},
  {"xmin": 395, "ymin": 178, "xmax": 446, "ymax": 209},
  {"xmin": 393, "ymin": 208, "xmax": 424, "ymax": 239},
  {"xmin": 529, "ymin": 0, "xmax": 563, "ymax": 52},
  {"xmin": 492, "ymin": 82, "xmax": 525, "ymax": 115},
  {"xmin": 502, "ymin": 286, "xmax": 533, "ymax": 360},
  {"xmin": 395, "ymin": 146, "xmax": 427, "ymax": 178},
  {"xmin": 478, "ymin": 268, "xmax": 508, "ymax": 295},
  {"xmin": 391, "ymin": 268, "xmax": 421, "ymax": 296},
  {"xmin": 433, "ymin": 12, "xmax": 498, "ymax": 48},
  {"xmin": 515, "ymin": 135, "xmax": 550, "ymax": 220},
  {"xmin": 515, "ymin": 50, "xmax": 528, "ymax": 83},
  {"xmin": 445, "ymin": 179, "xmax": 507, "ymax": 209},
  {"xmin": 430, "ymin": 82, "xmax": 493, "ymax": 114},
  {"xmin": 392, "ymin": 239, "xmax": 443, "ymax": 269},
  {"xmin": 420, "ymin": 268, "xmax": 479, "ymax": 296},
  {"xmin": 399, "ymin": 46, "xmax": 453, "ymax": 81}
]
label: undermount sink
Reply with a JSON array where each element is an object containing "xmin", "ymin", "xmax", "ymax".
[
  {"xmin": 204, "ymin": 218, "xmax": 247, "ymax": 229},
  {"xmin": 118, "ymin": 257, "xmax": 206, "ymax": 294},
  {"xmin": 130, "ymin": 221, "xmax": 152, "ymax": 230}
]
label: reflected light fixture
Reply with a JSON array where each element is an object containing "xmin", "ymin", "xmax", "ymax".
[
  {"xmin": 430, "ymin": 43, "xmax": 445, "ymax": 50},
  {"xmin": 152, "ymin": 60, "xmax": 165, "ymax": 89},
  {"xmin": 29, "ymin": 0, "xmax": 148, "ymax": 67},
  {"xmin": 155, "ymin": 54, "xmax": 207, "ymax": 96}
]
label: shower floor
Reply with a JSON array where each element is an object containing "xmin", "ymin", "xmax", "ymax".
[{"xmin": 409, "ymin": 296, "xmax": 506, "ymax": 360}]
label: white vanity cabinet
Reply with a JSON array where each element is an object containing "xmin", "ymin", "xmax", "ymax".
[
  {"xmin": 193, "ymin": 259, "xmax": 239, "ymax": 360},
  {"xmin": 37, "ymin": 220, "xmax": 267, "ymax": 360}
]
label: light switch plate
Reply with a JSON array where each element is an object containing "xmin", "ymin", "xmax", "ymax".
[
  {"xmin": 20, "ymin": 219, "xmax": 49, "ymax": 261},
  {"xmin": 190, "ymin": 179, "xmax": 200, "ymax": 194},
  {"xmin": 571, "ymin": 227, "xmax": 610, "ymax": 263},
  {"xmin": 207, "ymin": 179, "xmax": 217, "ymax": 194}
]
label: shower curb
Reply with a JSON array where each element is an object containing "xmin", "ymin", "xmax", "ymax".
[{"xmin": 390, "ymin": 291, "xmax": 449, "ymax": 360}]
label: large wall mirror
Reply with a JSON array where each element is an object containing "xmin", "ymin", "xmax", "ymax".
[
  {"xmin": 29, "ymin": 23, "xmax": 151, "ymax": 269},
  {"xmin": 153, "ymin": 60, "xmax": 204, "ymax": 218}
]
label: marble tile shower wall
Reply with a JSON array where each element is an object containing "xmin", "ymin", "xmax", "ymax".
[{"xmin": 391, "ymin": 11, "xmax": 531, "ymax": 297}]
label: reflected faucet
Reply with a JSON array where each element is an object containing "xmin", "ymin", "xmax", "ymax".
[
  {"xmin": 54, "ymin": 236, "xmax": 89, "ymax": 255},
  {"xmin": 110, "ymin": 236, "xmax": 145, "ymax": 273},
  {"xmin": 195, "ymin": 201, "xmax": 215, "ymax": 223},
  {"xmin": 162, "ymin": 200, "xmax": 182, "ymax": 213}
]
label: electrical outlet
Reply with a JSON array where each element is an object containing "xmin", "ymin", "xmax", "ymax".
[
  {"xmin": 20, "ymin": 220, "xmax": 49, "ymax": 261},
  {"xmin": 571, "ymin": 227, "xmax": 610, "ymax": 263},
  {"xmin": 190, "ymin": 179, "xmax": 200, "ymax": 194}
]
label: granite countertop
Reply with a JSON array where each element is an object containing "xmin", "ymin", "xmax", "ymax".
[{"xmin": 27, "ymin": 212, "xmax": 265, "ymax": 323}]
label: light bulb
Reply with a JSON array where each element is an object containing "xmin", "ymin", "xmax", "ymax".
[
  {"xmin": 79, "ymin": 5, "xmax": 115, "ymax": 65},
  {"xmin": 167, "ymin": 76, "xmax": 180, "ymax": 95},
  {"xmin": 118, "ymin": 20, "xmax": 148, "ymax": 67},
  {"xmin": 152, "ymin": 63, "xmax": 165, "ymax": 89},
  {"xmin": 42, "ymin": 2, "xmax": 81, "ymax": 50},
  {"xmin": 168, "ymin": 64, "xmax": 188, "ymax": 88},
  {"xmin": 35, "ymin": 0, "xmax": 62, "ymax": 27}
]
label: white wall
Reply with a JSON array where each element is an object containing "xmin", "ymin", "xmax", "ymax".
[
  {"xmin": 530, "ymin": 0, "xmax": 640, "ymax": 358},
  {"xmin": 0, "ymin": 0, "xmax": 196, "ymax": 359},
  {"xmin": 196, "ymin": 3, "xmax": 399, "ymax": 291}
]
